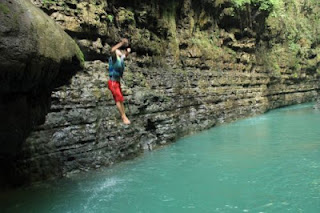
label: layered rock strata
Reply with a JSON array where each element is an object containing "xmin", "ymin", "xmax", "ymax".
[
  {"xmin": 5, "ymin": 0, "xmax": 320, "ymax": 183},
  {"xmin": 14, "ymin": 57, "xmax": 319, "ymax": 183}
]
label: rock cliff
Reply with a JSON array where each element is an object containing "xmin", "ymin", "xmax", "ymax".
[
  {"xmin": 3, "ymin": 0, "xmax": 320, "ymax": 184},
  {"xmin": 0, "ymin": 0, "xmax": 83, "ymax": 185}
]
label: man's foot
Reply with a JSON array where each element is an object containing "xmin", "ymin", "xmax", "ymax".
[{"xmin": 122, "ymin": 116, "xmax": 131, "ymax": 125}]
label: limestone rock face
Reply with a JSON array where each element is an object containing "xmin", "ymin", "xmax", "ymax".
[
  {"xmin": 2, "ymin": 0, "xmax": 320, "ymax": 185},
  {"xmin": 0, "ymin": 0, "xmax": 83, "ymax": 162},
  {"xmin": 31, "ymin": 0, "xmax": 111, "ymax": 60}
]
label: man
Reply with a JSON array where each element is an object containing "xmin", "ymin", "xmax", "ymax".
[{"xmin": 108, "ymin": 38, "xmax": 131, "ymax": 124}]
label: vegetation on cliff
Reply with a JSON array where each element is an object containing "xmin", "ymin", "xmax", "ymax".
[
  {"xmin": 32, "ymin": 0, "xmax": 319, "ymax": 79},
  {"xmin": 213, "ymin": 0, "xmax": 320, "ymax": 78},
  {"xmin": 1, "ymin": 0, "xmax": 318, "ymax": 185}
]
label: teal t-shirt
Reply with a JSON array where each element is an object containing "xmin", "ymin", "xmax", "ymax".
[{"xmin": 109, "ymin": 55, "xmax": 125, "ymax": 79}]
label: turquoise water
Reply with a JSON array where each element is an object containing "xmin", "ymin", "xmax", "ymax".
[{"xmin": 1, "ymin": 103, "xmax": 320, "ymax": 213}]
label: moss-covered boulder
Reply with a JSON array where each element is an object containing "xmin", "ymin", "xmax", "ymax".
[
  {"xmin": 0, "ymin": 0, "xmax": 84, "ymax": 93},
  {"xmin": 0, "ymin": 0, "xmax": 84, "ymax": 161}
]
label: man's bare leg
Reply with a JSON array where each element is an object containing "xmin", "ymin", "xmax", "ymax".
[{"xmin": 116, "ymin": 101, "xmax": 131, "ymax": 124}]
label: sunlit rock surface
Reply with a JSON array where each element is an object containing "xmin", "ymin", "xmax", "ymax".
[{"xmin": 3, "ymin": 0, "xmax": 319, "ymax": 185}]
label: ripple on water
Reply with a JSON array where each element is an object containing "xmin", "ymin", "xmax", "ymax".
[{"xmin": 1, "ymin": 103, "xmax": 320, "ymax": 213}]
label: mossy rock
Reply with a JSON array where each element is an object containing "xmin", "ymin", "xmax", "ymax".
[
  {"xmin": 131, "ymin": 29, "xmax": 162, "ymax": 56},
  {"xmin": 0, "ymin": 0, "xmax": 84, "ymax": 93},
  {"xmin": 117, "ymin": 7, "xmax": 136, "ymax": 28},
  {"xmin": 0, "ymin": 2, "xmax": 10, "ymax": 14}
]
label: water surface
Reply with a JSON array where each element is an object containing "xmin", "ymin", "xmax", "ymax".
[{"xmin": 1, "ymin": 103, "xmax": 320, "ymax": 213}]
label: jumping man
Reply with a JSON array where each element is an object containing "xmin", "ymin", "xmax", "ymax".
[{"xmin": 108, "ymin": 38, "xmax": 131, "ymax": 125}]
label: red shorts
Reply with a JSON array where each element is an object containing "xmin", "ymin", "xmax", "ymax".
[{"xmin": 108, "ymin": 80, "xmax": 124, "ymax": 102}]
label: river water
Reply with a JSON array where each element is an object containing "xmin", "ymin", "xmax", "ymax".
[{"xmin": 1, "ymin": 103, "xmax": 320, "ymax": 213}]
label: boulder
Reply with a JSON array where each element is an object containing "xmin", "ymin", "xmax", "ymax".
[
  {"xmin": 0, "ymin": 0, "xmax": 84, "ymax": 159},
  {"xmin": 0, "ymin": 0, "xmax": 84, "ymax": 93}
]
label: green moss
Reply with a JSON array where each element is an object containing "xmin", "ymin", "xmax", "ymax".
[
  {"xmin": 0, "ymin": 3, "xmax": 10, "ymax": 14},
  {"xmin": 42, "ymin": 0, "xmax": 56, "ymax": 6},
  {"xmin": 107, "ymin": 14, "xmax": 114, "ymax": 23},
  {"xmin": 251, "ymin": 0, "xmax": 320, "ymax": 78},
  {"xmin": 190, "ymin": 32, "xmax": 226, "ymax": 61},
  {"xmin": 161, "ymin": 1, "xmax": 180, "ymax": 59},
  {"xmin": 231, "ymin": 0, "xmax": 280, "ymax": 12},
  {"xmin": 78, "ymin": 49, "xmax": 85, "ymax": 63},
  {"xmin": 131, "ymin": 28, "xmax": 162, "ymax": 56},
  {"xmin": 75, "ymin": 45, "xmax": 85, "ymax": 68},
  {"xmin": 13, "ymin": 13, "xmax": 20, "ymax": 27},
  {"xmin": 92, "ymin": 88, "xmax": 102, "ymax": 99},
  {"xmin": 118, "ymin": 8, "xmax": 135, "ymax": 26},
  {"xmin": 123, "ymin": 70, "xmax": 134, "ymax": 87}
]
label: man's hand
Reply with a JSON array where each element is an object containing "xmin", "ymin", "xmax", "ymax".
[
  {"xmin": 111, "ymin": 38, "xmax": 129, "ymax": 52},
  {"xmin": 121, "ymin": 38, "xmax": 129, "ymax": 46}
]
